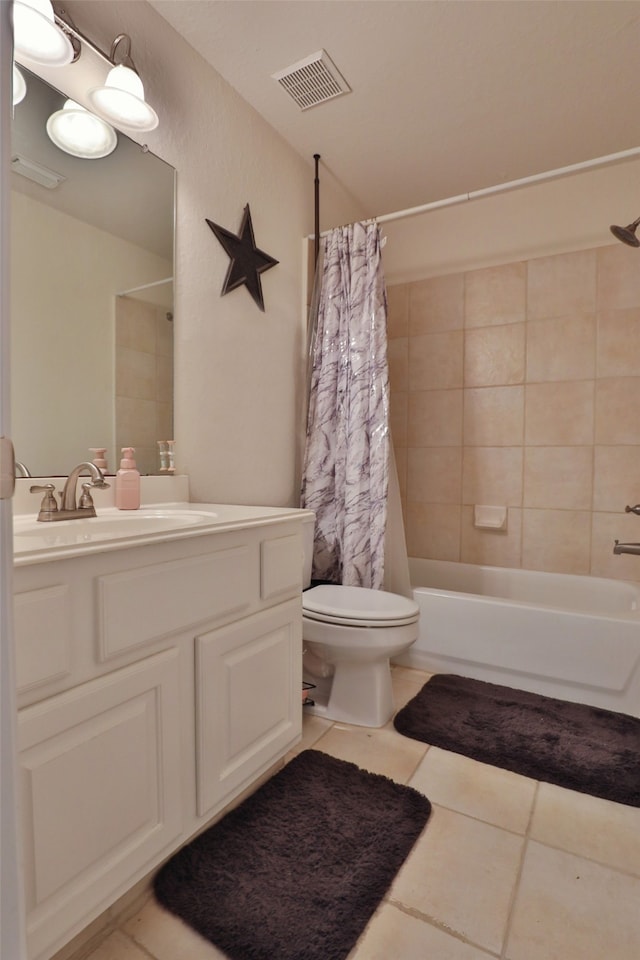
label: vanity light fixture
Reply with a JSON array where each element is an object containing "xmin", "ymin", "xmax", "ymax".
[
  {"xmin": 13, "ymin": 65, "xmax": 27, "ymax": 106},
  {"xmin": 12, "ymin": 0, "xmax": 74, "ymax": 66},
  {"xmin": 46, "ymin": 99, "xmax": 118, "ymax": 159},
  {"xmin": 87, "ymin": 35, "xmax": 159, "ymax": 132}
]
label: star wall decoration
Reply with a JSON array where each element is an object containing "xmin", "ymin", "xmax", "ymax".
[{"xmin": 206, "ymin": 204, "xmax": 279, "ymax": 312}]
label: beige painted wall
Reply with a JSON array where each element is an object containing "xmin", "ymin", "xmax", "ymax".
[{"xmin": 388, "ymin": 242, "xmax": 640, "ymax": 586}]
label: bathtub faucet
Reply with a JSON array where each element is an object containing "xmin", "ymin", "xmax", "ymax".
[{"xmin": 613, "ymin": 540, "xmax": 640, "ymax": 556}]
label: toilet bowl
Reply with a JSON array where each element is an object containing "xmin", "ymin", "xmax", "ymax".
[{"xmin": 302, "ymin": 583, "xmax": 419, "ymax": 727}]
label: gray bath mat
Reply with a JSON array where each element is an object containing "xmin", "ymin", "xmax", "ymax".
[
  {"xmin": 153, "ymin": 749, "xmax": 431, "ymax": 960},
  {"xmin": 394, "ymin": 674, "xmax": 640, "ymax": 807}
]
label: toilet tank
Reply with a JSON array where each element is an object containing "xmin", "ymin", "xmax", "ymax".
[{"xmin": 302, "ymin": 515, "xmax": 315, "ymax": 589}]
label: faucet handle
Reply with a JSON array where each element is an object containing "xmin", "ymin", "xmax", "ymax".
[
  {"xmin": 625, "ymin": 504, "xmax": 640, "ymax": 515},
  {"xmin": 30, "ymin": 483, "xmax": 59, "ymax": 520},
  {"xmin": 79, "ymin": 481, "xmax": 96, "ymax": 510}
]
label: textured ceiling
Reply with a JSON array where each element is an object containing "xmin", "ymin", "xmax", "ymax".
[{"xmin": 149, "ymin": 0, "xmax": 640, "ymax": 219}]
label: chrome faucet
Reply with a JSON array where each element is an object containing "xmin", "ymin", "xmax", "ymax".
[
  {"xmin": 15, "ymin": 460, "xmax": 31, "ymax": 478},
  {"xmin": 613, "ymin": 504, "xmax": 640, "ymax": 555},
  {"xmin": 613, "ymin": 541, "xmax": 640, "ymax": 556},
  {"xmin": 30, "ymin": 462, "xmax": 110, "ymax": 522}
]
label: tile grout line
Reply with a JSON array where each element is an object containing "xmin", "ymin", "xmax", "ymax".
[{"xmin": 497, "ymin": 779, "xmax": 540, "ymax": 960}]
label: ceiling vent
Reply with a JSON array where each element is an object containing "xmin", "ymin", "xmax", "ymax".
[
  {"xmin": 12, "ymin": 154, "xmax": 66, "ymax": 189},
  {"xmin": 272, "ymin": 50, "xmax": 351, "ymax": 111}
]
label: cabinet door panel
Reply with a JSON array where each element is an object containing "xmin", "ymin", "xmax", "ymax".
[
  {"xmin": 196, "ymin": 600, "xmax": 301, "ymax": 817},
  {"xmin": 18, "ymin": 648, "xmax": 182, "ymax": 960}
]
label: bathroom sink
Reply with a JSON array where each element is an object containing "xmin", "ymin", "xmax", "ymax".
[
  {"xmin": 13, "ymin": 502, "xmax": 312, "ymax": 565},
  {"xmin": 14, "ymin": 509, "xmax": 216, "ymax": 539},
  {"xmin": 12, "ymin": 506, "xmax": 221, "ymax": 559}
]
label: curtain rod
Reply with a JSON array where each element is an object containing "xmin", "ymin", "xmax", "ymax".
[{"xmin": 309, "ymin": 145, "xmax": 640, "ymax": 239}]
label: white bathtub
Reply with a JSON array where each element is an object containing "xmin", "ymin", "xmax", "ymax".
[{"xmin": 393, "ymin": 557, "xmax": 640, "ymax": 717}]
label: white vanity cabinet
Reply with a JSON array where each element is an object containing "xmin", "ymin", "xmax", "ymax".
[{"xmin": 13, "ymin": 514, "xmax": 306, "ymax": 960}]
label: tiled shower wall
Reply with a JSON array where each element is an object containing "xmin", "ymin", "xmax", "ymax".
[
  {"xmin": 387, "ymin": 244, "xmax": 640, "ymax": 585},
  {"xmin": 115, "ymin": 296, "xmax": 174, "ymax": 476}
]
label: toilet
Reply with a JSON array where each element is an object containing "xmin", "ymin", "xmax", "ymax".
[{"xmin": 301, "ymin": 521, "xmax": 419, "ymax": 727}]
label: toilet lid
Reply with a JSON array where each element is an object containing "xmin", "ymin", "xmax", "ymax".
[{"xmin": 303, "ymin": 584, "xmax": 419, "ymax": 628}]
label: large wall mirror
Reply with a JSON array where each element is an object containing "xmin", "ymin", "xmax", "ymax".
[{"xmin": 11, "ymin": 66, "xmax": 175, "ymax": 477}]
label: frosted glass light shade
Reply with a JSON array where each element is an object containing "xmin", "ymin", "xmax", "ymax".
[
  {"xmin": 13, "ymin": 65, "xmax": 27, "ymax": 106},
  {"xmin": 88, "ymin": 64, "xmax": 159, "ymax": 132},
  {"xmin": 46, "ymin": 100, "xmax": 118, "ymax": 159},
  {"xmin": 13, "ymin": 0, "xmax": 74, "ymax": 66}
]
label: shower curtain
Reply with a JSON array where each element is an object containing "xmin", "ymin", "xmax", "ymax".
[{"xmin": 301, "ymin": 221, "xmax": 389, "ymax": 589}]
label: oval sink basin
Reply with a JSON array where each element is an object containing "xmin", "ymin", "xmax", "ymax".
[{"xmin": 13, "ymin": 507, "xmax": 221, "ymax": 556}]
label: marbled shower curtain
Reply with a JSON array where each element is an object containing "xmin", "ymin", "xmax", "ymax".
[{"xmin": 301, "ymin": 221, "xmax": 389, "ymax": 589}]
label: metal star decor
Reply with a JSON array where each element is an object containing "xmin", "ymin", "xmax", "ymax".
[{"xmin": 206, "ymin": 204, "xmax": 279, "ymax": 312}]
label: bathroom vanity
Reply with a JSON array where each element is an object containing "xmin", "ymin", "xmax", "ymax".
[{"xmin": 12, "ymin": 501, "xmax": 311, "ymax": 960}]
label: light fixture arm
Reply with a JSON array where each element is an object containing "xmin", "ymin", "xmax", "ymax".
[{"xmin": 52, "ymin": 5, "xmax": 138, "ymax": 73}]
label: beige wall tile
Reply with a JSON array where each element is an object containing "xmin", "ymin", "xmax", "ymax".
[
  {"xmin": 462, "ymin": 446, "xmax": 523, "ymax": 506},
  {"xmin": 463, "ymin": 386, "xmax": 524, "ymax": 446},
  {"xmin": 595, "ymin": 377, "xmax": 640, "ymax": 444},
  {"xmin": 597, "ymin": 243, "xmax": 640, "ymax": 310},
  {"xmin": 593, "ymin": 445, "xmax": 640, "ymax": 512},
  {"xmin": 116, "ymin": 298, "xmax": 157, "ymax": 352},
  {"xmin": 525, "ymin": 381, "xmax": 594, "ymax": 446},
  {"xmin": 405, "ymin": 502, "xmax": 461, "ymax": 561},
  {"xmin": 156, "ymin": 310, "xmax": 174, "ymax": 358},
  {"xmin": 409, "ymin": 331, "xmax": 463, "ymax": 391},
  {"xmin": 390, "ymin": 391, "xmax": 408, "ymax": 447},
  {"xmin": 116, "ymin": 347, "xmax": 156, "ymax": 401},
  {"xmin": 395, "ymin": 443, "xmax": 408, "ymax": 501},
  {"xmin": 407, "ymin": 447, "xmax": 462, "ymax": 504},
  {"xmin": 523, "ymin": 446, "xmax": 593, "ymax": 510},
  {"xmin": 526, "ymin": 313, "xmax": 596, "ymax": 382},
  {"xmin": 590, "ymin": 510, "xmax": 640, "ymax": 582},
  {"xmin": 387, "ymin": 337, "xmax": 409, "ymax": 391},
  {"xmin": 597, "ymin": 308, "xmax": 640, "ymax": 377},
  {"xmin": 386, "ymin": 283, "xmax": 409, "ymax": 338},
  {"xmin": 408, "ymin": 389, "xmax": 463, "ymax": 447},
  {"xmin": 461, "ymin": 506, "xmax": 523, "ymax": 567},
  {"xmin": 527, "ymin": 249, "xmax": 596, "ymax": 320},
  {"xmin": 464, "ymin": 261, "xmax": 526, "ymax": 328},
  {"xmin": 521, "ymin": 508, "xmax": 591, "ymax": 574},
  {"xmin": 408, "ymin": 274, "xmax": 464, "ymax": 336},
  {"xmin": 464, "ymin": 323, "xmax": 525, "ymax": 387}
]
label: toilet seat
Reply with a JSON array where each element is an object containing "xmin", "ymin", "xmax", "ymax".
[{"xmin": 303, "ymin": 584, "xmax": 419, "ymax": 628}]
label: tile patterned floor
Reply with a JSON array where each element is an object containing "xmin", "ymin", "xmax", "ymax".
[{"xmin": 81, "ymin": 666, "xmax": 640, "ymax": 960}]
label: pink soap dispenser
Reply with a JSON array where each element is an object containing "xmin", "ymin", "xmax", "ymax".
[{"xmin": 115, "ymin": 447, "xmax": 140, "ymax": 510}]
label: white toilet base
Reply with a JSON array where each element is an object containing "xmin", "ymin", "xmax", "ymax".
[{"xmin": 303, "ymin": 658, "xmax": 395, "ymax": 727}]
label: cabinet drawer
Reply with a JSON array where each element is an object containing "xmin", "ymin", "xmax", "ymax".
[
  {"xmin": 15, "ymin": 585, "xmax": 72, "ymax": 693},
  {"xmin": 97, "ymin": 545, "xmax": 255, "ymax": 660}
]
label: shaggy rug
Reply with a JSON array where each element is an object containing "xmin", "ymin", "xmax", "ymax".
[
  {"xmin": 153, "ymin": 749, "xmax": 431, "ymax": 960},
  {"xmin": 393, "ymin": 674, "xmax": 640, "ymax": 807}
]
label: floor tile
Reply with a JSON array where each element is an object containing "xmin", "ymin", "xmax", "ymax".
[
  {"xmin": 530, "ymin": 782, "xmax": 640, "ymax": 876},
  {"xmin": 389, "ymin": 804, "xmax": 524, "ymax": 954},
  {"xmin": 292, "ymin": 711, "xmax": 334, "ymax": 753},
  {"xmin": 123, "ymin": 898, "xmax": 228, "ymax": 959},
  {"xmin": 409, "ymin": 746, "xmax": 536, "ymax": 833},
  {"xmin": 391, "ymin": 665, "xmax": 431, "ymax": 710},
  {"xmin": 312, "ymin": 721, "xmax": 427, "ymax": 782},
  {"xmin": 82, "ymin": 930, "xmax": 152, "ymax": 960},
  {"xmin": 349, "ymin": 902, "xmax": 495, "ymax": 959},
  {"xmin": 506, "ymin": 840, "xmax": 640, "ymax": 960}
]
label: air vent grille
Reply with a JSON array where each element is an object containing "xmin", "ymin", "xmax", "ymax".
[{"xmin": 272, "ymin": 50, "xmax": 350, "ymax": 111}]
